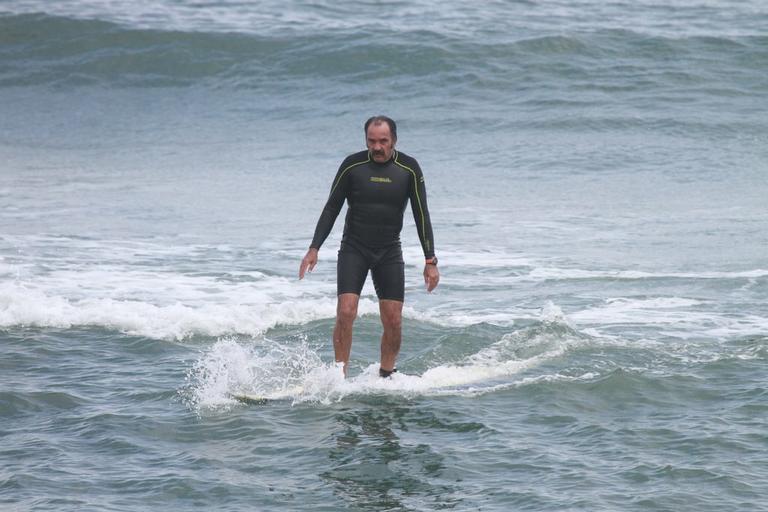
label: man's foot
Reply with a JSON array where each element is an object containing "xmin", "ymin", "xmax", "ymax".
[{"xmin": 379, "ymin": 367, "xmax": 397, "ymax": 378}]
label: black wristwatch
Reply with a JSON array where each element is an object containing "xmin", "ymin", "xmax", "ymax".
[{"xmin": 425, "ymin": 257, "xmax": 438, "ymax": 266}]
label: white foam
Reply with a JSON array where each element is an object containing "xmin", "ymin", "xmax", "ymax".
[
  {"xmin": 3, "ymin": 234, "xmax": 765, "ymax": 341},
  {"xmin": 402, "ymin": 246, "xmax": 535, "ymax": 269},
  {"xmin": 699, "ymin": 315, "xmax": 768, "ymax": 340},
  {"xmin": 446, "ymin": 371, "xmax": 600, "ymax": 397},
  {"xmin": 0, "ymin": 234, "xmax": 386, "ymax": 338},
  {"xmin": 540, "ymin": 300, "xmax": 572, "ymax": 325},
  {"xmin": 529, "ymin": 267, "xmax": 768, "ymax": 281},
  {"xmin": 0, "ymin": 278, "xmax": 380, "ymax": 340},
  {"xmin": 426, "ymin": 311, "xmax": 518, "ymax": 327},
  {"xmin": 185, "ymin": 310, "xmax": 585, "ymax": 411},
  {"xmin": 184, "ymin": 337, "xmax": 334, "ymax": 411},
  {"xmin": 0, "ymin": 238, "xmax": 531, "ymax": 337},
  {"xmin": 568, "ymin": 296, "xmax": 768, "ymax": 340},
  {"xmin": 0, "ymin": 272, "xmax": 500, "ymax": 339},
  {"xmin": 570, "ymin": 297, "xmax": 706, "ymax": 326}
]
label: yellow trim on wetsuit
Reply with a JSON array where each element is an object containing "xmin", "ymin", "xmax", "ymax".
[
  {"xmin": 392, "ymin": 150, "xmax": 431, "ymax": 253},
  {"xmin": 328, "ymin": 154, "xmax": 371, "ymax": 198}
]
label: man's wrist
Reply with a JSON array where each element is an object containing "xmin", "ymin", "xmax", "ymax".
[{"xmin": 425, "ymin": 256, "xmax": 438, "ymax": 266}]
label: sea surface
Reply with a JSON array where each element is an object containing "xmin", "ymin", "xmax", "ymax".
[{"xmin": 1, "ymin": 1, "xmax": 767, "ymax": 510}]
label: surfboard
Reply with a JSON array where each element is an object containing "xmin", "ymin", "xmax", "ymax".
[{"xmin": 230, "ymin": 385, "xmax": 304, "ymax": 404}]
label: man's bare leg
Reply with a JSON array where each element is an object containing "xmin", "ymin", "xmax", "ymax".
[
  {"xmin": 379, "ymin": 299, "xmax": 403, "ymax": 374},
  {"xmin": 333, "ymin": 293, "xmax": 359, "ymax": 376}
]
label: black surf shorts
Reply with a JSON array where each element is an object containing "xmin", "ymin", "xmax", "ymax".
[{"xmin": 337, "ymin": 238, "xmax": 405, "ymax": 302}]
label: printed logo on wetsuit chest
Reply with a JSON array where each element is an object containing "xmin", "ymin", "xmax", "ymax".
[{"xmin": 370, "ymin": 176, "xmax": 392, "ymax": 183}]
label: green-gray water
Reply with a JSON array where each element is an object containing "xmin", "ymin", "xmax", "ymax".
[{"xmin": 1, "ymin": 1, "xmax": 767, "ymax": 510}]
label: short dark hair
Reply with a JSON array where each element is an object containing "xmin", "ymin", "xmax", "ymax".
[{"xmin": 364, "ymin": 116, "xmax": 397, "ymax": 140}]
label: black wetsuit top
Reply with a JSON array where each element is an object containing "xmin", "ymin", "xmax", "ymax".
[{"xmin": 310, "ymin": 150, "xmax": 435, "ymax": 259}]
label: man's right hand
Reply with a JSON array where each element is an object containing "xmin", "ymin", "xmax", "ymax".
[{"xmin": 299, "ymin": 248, "xmax": 319, "ymax": 279}]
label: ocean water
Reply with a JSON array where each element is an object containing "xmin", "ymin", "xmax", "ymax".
[{"xmin": 1, "ymin": 1, "xmax": 767, "ymax": 510}]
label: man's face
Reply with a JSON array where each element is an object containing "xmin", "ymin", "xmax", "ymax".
[{"xmin": 366, "ymin": 122, "xmax": 396, "ymax": 163}]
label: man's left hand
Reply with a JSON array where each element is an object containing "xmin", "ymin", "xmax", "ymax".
[{"xmin": 424, "ymin": 264, "xmax": 440, "ymax": 292}]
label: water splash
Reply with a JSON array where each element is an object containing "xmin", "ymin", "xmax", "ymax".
[{"xmin": 184, "ymin": 305, "xmax": 594, "ymax": 412}]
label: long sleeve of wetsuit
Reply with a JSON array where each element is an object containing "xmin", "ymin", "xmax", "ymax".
[
  {"xmin": 309, "ymin": 157, "xmax": 353, "ymax": 250},
  {"xmin": 407, "ymin": 159, "xmax": 436, "ymax": 259}
]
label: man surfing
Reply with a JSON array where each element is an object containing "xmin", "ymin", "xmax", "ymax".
[{"xmin": 299, "ymin": 116, "xmax": 439, "ymax": 377}]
